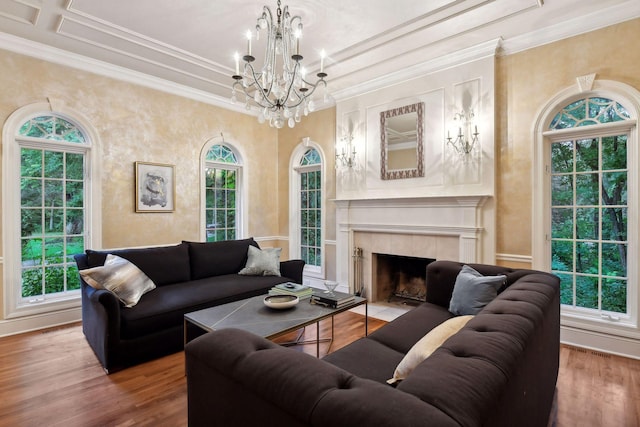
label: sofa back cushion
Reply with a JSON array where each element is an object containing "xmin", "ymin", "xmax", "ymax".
[
  {"xmin": 85, "ymin": 242, "xmax": 190, "ymax": 286},
  {"xmin": 186, "ymin": 238, "xmax": 260, "ymax": 279},
  {"xmin": 426, "ymin": 260, "xmax": 542, "ymax": 309}
]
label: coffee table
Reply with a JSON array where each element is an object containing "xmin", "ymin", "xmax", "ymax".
[{"xmin": 184, "ymin": 294, "xmax": 367, "ymax": 357}]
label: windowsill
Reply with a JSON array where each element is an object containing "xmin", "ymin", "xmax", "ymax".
[
  {"xmin": 561, "ymin": 312, "xmax": 640, "ymax": 340},
  {"xmin": 303, "ymin": 265, "xmax": 323, "ymax": 279},
  {"xmin": 8, "ymin": 294, "xmax": 81, "ymax": 319}
]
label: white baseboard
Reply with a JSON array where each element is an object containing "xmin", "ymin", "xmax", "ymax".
[
  {"xmin": 561, "ymin": 325, "xmax": 640, "ymax": 360},
  {"xmin": 0, "ymin": 308, "xmax": 81, "ymax": 338}
]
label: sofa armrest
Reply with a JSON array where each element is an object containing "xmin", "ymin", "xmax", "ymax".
[
  {"xmin": 75, "ymin": 253, "xmax": 122, "ymax": 371},
  {"xmin": 186, "ymin": 329, "xmax": 458, "ymax": 427},
  {"xmin": 279, "ymin": 259, "xmax": 305, "ymax": 283}
]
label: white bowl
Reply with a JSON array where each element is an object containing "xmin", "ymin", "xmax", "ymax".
[{"xmin": 263, "ymin": 294, "xmax": 299, "ymax": 310}]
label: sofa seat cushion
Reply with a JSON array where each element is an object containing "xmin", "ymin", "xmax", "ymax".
[
  {"xmin": 120, "ymin": 274, "xmax": 290, "ymax": 339},
  {"xmin": 322, "ymin": 337, "xmax": 405, "ymax": 384},
  {"xmin": 367, "ymin": 303, "xmax": 454, "ymax": 354},
  {"xmin": 85, "ymin": 243, "xmax": 190, "ymax": 286},
  {"xmin": 388, "ymin": 315, "xmax": 474, "ymax": 385}
]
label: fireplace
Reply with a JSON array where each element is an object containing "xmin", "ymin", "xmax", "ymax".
[
  {"xmin": 335, "ymin": 196, "xmax": 491, "ymax": 302},
  {"xmin": 374, "ymin": 254, "xmax": 435, "ymax": 302}
]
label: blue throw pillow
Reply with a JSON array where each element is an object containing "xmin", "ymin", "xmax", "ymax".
[{"xmin": 448, "ymin": 265, "xmax": 506, "ymax": 315}]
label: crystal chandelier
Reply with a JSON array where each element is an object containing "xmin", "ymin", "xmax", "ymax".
[{"xmin": 231, "ymin": 0, "xmax": 328, "ymax": 129}]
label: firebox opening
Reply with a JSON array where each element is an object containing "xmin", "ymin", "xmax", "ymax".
[{"xmin": 374, "ymin": 254, "xmax": 435, "ymax": 303}]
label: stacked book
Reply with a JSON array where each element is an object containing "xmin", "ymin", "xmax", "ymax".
[
  {"xmin": 269, "ymin": 282, "xmax": 313, "ymax": 299},
  {"xmin": 310, "ymin": 290, "xmax": 356, "ymax": 309}
]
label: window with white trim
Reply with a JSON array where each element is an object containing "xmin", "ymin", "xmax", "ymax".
[
  {"xmin": 204, "ymin": 144, "xmax": 240, "ymax": 242},
  {"xmin": 546, "ymin": 96, "xmax": 634, "ymax": 321},
  {"xmin": 13, "ymin": 115, "xmax": 89, "ymax": 305},
  {"xmin": 298, "ymin": 148, "xmax": 322, "ymax": 268}
]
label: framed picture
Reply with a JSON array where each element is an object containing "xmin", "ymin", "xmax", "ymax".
[{"xmin": 135, "ymin": 161, "xmax": 175, "ymax": 212}]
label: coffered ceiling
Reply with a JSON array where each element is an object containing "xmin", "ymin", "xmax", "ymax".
[{"xmin": 0, "ymin": 0, "xmax": 638, "ymax": 109}]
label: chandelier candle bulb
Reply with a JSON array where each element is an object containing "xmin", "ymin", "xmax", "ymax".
[
  {"xmin": 246, "ymin": 30, "xmax": 252, "ymax": 56},
  {"xmin": 320, "ymin": 49, "xmax": 325, "ymax": 73},
  {"xmin": 234, "ymin": 52, "xmax": 240, "ymax": 75}
]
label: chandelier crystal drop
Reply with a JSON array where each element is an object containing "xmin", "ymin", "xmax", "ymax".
[{"xmin": 231, "ymin": 0, "xmax": 328, "ymax": 129}]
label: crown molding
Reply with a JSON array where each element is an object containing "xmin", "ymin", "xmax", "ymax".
[
  {"xmin": 332, "ymin": 38, "xmax": 501, "ymax": 102},
  {"xmin": 0, "ymin": 31, "xmax": 253, "ymax": 115},
  {"xmin": 499, "ymin": 0, "xmax": 640, "ymax": 56}
]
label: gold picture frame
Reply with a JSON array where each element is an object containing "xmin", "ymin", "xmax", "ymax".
[{"xmin": 135, "ymin": 161, "xmax": 175, "ymax": 212}]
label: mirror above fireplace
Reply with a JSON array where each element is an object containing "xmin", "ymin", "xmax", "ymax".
[{"xmin": 380, "ymin": 102, "xmax": 425, "ymax": 180}]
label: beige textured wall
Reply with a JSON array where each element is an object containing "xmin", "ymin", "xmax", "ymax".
[
  {"xmin": 496, "ymin": 18, "xmax": 640, "ymax": 264},
  {"xmin": 0, "ymin": 50, "xmax": 281, "ymax": 318}
]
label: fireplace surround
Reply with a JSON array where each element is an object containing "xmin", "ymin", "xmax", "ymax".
[{"xmin": 335, "ymin": 196, "xmax": 491, "ymax": 302}]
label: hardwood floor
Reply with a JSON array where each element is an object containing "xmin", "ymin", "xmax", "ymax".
[
  {"xmin": 0, "ymin": 314, "xmax": 638, "ymax": 426},
  {"xmin": 556, "ymin": 345, "xmax": 640, "ymax": 426}
]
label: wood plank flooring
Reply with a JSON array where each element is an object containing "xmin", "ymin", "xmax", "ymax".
[{"xmin": 0, "ymin": 313, "xmax": 638, "ymax": 426}]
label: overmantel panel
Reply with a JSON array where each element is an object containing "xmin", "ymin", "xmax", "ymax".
[{"xmin": 336, "ymin": 55, "xmax": 495, "ymax": 201}]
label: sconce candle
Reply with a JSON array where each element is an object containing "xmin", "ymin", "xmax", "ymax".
[
  {"xmin": 446, "ymin": 109, "xmax": 479, "ymax": 155},
  {"xmin": 336, "ymin": 132, "xmax": 357, "ymax": 169}
]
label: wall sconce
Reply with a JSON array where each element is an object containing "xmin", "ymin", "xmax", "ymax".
[
  {"xmin": 446, "ymin": 110, "xmax": 479, "ymax": 154},
  {"xmin": 336, "ymin": 132, "xmax": 357, "ymax": 168}
]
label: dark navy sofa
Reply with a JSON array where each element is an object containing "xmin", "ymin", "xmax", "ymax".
[{"xmin": 75, "ymin": 238, "xmax": 304, "ymax": 373}]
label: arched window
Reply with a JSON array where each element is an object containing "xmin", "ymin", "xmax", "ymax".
[
  {"xmin": 290, "ymin": 142, "xmax": 325, "ymax": 280},
  {"xmin": 203, "ymin": 143, "xmax": 241, "ymax": 241},
  {"xmin": 548, "ymin": 97, "xmax": 630, "ymax": 315},
  {"xmin": 3, "ymin": 105, "xmax": 101, "ymax": 318},
  {"xmin": 299, "ymin": 149, "xmax": 322, "ymax": 267},
  {"xmin": 533, "ymin": 81, "xmax": 639, "ymax": 342}
]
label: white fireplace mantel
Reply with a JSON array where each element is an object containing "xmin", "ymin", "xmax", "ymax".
[{"xmin": 333, "ymin": 195, "xmax": 492, "ymax": 294}]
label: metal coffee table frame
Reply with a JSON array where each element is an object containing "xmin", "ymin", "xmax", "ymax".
[{"xmin": 184, "ymin": 294, "xmax": 367, "ymax": 357}]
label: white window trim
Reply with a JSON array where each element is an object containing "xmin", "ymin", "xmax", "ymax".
[
  {"xmin": 199, "ymin": 136, "xmax": 246, "ymax": 241},
  {"xmin": 533, "ymin": 80, "xmax": 640, "ymax": 340},
  {"xmin": 289, "ymin": 140, "xmax": 326, "ymax": 279},
  {"xmin": 2, "ymin": 102, "xmax": 102, "ymax": 319}
]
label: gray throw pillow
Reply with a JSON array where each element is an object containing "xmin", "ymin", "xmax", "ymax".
[
  {"xmin": 238, "ymin": 246, "xmax": 282, "ymax": 276},
  {"xmin": 448, "ymin": 265, "xmax": 506, "ymax": 315},
  {"xmin": 80, "ymin": 254, "xmax": 156, "ymax": 307}
]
